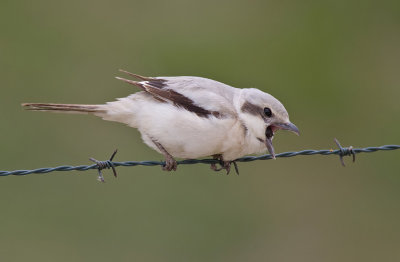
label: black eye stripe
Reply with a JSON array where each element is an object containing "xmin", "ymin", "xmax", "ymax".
[{"xmin": 264, "ymin": 107, "xmax": 272, "ymax": 117}]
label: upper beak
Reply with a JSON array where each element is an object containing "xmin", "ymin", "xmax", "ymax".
[{"xmin": 274, "ymin": 122, "xmax": 300, "ymax": 135}]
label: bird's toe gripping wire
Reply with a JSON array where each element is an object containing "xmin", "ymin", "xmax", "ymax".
[
  {"xmin": 89, "ymin": 150, "xmax": 118, "ymax": 182},
  {"xmin": 210, "ymin": 155, "xmax": 240, "ymax": 175},
  {"xmin": 162, "ymin": 156, "xmax": 178, "ymax": 171},
  {"xmin": 334, "ymin": 138, "xmax": 356, "ymax": 167}
]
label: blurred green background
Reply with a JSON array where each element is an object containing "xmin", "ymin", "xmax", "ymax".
[{"xmin": 1, "ymin": 0, "xmax": 399, "ymax": 261}]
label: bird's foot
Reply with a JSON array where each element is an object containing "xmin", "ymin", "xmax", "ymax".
[
  {"xmin": 162, "ymin": 154, "xmax": 177, "ymax": 171},
  {"xmin": 152, "ymin": 139, "xmax": 178, "ymax": 171},
  {"xmin": 210, "ymin": 154, "xmax": 239, "ymax": 175}
]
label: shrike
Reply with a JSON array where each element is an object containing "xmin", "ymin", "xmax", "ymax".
[{"xmin": 22, "ymin": 70, "xmax": 299, "ymax": 173}]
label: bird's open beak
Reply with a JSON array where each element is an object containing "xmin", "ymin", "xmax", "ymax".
[
  {"xmin": 265, "ymin": 122, "xmax": 299, "ymax": 159},
  {"xmin": 274, "ymin": 122, "xmax": 300, "ymax": 136}
]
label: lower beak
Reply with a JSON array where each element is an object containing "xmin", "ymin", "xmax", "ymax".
[
  {"xmin": 265, "ymin": 137, "xmax": 275, "ymax": 159},
  {"xmin": 274, "ymin": 122, "xmax": 300, "ymax": 135}
]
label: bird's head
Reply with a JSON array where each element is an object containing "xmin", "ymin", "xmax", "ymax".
[{"xmin": 239, "ymin": 88, "xmax": 299, "ymax": 158}]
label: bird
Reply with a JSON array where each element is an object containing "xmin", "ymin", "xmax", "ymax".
[{"xmin": 22, "ymin": 70, "xmax": 299, "ymax": 174}]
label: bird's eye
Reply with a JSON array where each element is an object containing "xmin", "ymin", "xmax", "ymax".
[{"xmin": 264, "ymin": 107, "xmax": 272, "ymax": 117}]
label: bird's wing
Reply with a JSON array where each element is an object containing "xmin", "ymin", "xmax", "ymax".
[{"xmin": 116, "ymin": 70, "xmax": 238, "ymax": 118}]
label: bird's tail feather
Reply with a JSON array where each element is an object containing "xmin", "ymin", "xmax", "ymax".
[{"xmin": 21, "ymin": 103, "xmax": 107, "ymax": 115}]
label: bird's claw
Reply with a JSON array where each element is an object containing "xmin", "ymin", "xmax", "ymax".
[
  {"xmin": 162, "ymin": 156, "xmax": 177, "ymax": 171},
  {"xmin": 210, "ymin": 155, "xmax": 239, "ymax": 175}
]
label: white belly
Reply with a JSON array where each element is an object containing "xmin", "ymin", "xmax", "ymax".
[
  {"xmin": 102, "ymin": 93, "xmax": 267, "ymax": 160},
  {"xmin": 138, "ymin": 108, "xmax": 239, "ymax": 159}
]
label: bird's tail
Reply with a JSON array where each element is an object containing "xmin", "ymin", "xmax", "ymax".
[{"xmin": 21, "ymin": 103, "xmax": 107, "ymax": 115}]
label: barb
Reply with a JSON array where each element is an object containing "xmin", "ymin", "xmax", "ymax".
[
  {"xmin": 334, "ymin": 138, "xmax": 355, "ymax": 166},
  {"xmin": 0, "ymin": 140, "xmax": 399, "ymax": 180},
  {"xmin": 89, "ymin": 149, "xmax": 118, "ymax": 182}
]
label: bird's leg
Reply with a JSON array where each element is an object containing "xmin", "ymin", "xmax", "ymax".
[
  {"xmin": 210, "ymin": 154, "xmax": 239, "ymax": 175},
  {"xmin": 152, "ymin": 140, "xmax": 177, "ymax": 171}
]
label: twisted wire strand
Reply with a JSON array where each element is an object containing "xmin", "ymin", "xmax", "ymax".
[{"xmin": 0, "ymin": 143, "xmax": 399, "ymax": 177}]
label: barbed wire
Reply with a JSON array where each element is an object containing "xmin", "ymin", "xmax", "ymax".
[{"xmin": 0, "ymin": 139, "xmax": 399, "ymax": 181}]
